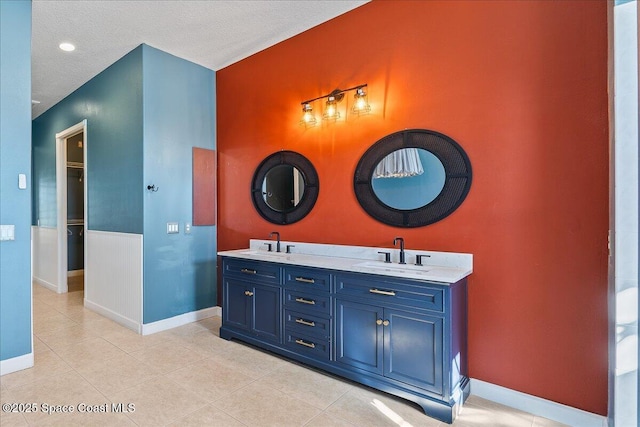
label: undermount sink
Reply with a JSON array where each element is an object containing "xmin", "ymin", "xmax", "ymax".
[{"xmin": 353, "ymin": 260, "xmax": 432, "ymax": 275}]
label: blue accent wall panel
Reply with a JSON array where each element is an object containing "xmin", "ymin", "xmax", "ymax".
[
  {"xmin": 32, "ymin": 47, "xmax": 144, "ymax": 233},
  {"xmin": 0, "ymin": 0, "xmax": 32, "ymax": 361},
  {"xmin": 142, "ymin": 45, "xmax": 217, "ymax": 323}
]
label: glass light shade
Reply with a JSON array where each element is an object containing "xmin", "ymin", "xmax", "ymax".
[
  {"xmin": 322, "ymin": 96, "xmax": 340, "ymax": 121},
  {"xmin": 300, "ymin": 103, "xmax": 317, "ymax": 127},
  {"xmin": 352, "ymin": 87, "xmax": 371, "ymax": 115}
]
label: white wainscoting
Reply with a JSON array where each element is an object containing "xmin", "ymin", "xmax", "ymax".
[
  {"xmin": 31, "ymin": 226, "xmax": 58, "ymax": 292},
  {"xmin": 85, "ymin": 230, "xmax": 142, "ymax": 332}
]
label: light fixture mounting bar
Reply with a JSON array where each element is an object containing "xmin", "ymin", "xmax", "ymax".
[{"xmin": 300, "ymin": 84, "xmax": 367, "ymax": 106}]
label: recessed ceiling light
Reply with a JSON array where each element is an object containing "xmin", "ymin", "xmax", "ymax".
[{"xmin": 59, "ymin": 43, "xmax": 75, "ymax": 52}]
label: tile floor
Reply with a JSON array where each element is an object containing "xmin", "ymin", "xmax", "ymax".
[{"xmin": 0, "ymin": 283, "xmax": 569, "ymax": 427}]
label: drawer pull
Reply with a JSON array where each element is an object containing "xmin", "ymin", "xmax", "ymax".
[
  {"xmin": 295, "ymin": 297, "xmax": 316, "ymax": 305},
  {"xmin": 295, "ymin": 318, "xmax": 316, "ymax": 327},
  {"xmin": 295, "ymin": 277, "xmax": 315, "ymax": 284},
  {"xmin": 295, "ymin": 339, "xmax": 316, "ymax": 349},
  {"xmin": 369, "ymin": 288, "xmax": 396, "ymax": 296},
  {"xmin": 244, "ymin": 290, "xmax": 254, "ymax": 297},
  {"xmin": 241, "ymin": 268, "xmax": 257, "ymax": 275}
]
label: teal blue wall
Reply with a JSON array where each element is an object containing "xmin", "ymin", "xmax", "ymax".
[
  {"xmin": 0, "ymin": 0, "xmax": 32, "ymax": 361},
  {"xmin": 142, "ymin": 45, "xmax": 217, "ymax": 323},
  {"xmin": 32, "ymin": 47, "xmax": 144, "ymax": 233}
]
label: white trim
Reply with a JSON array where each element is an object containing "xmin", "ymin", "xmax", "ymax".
[
  {"xmin": 0, "ymin": 352, "xmax": 34, "ymax": 376},
  {"xmin": 84, "ymin": 299, "xmax": 141, "ymax": 334},
  {"xmin": 470, "ymin": 379, "xmax": 607, "ymax": 427},
  {"xmin": 67, "ymin": 269, "xmax": 84, "ymax": 277},
  {"xmin": 55, "ymin": 120, "xmax": 86, "ymax": 294},
  {"xmin": 33, "ymin": 276, "xmax": 58, "ymax": 293},
  {"xmin": 141, "ymin": 306, "xmax": 221, "ymax": 336}
]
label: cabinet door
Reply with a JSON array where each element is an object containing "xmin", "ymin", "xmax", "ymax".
[
  {"xmin": 223, "ymin": 278, "xmax": 251, "ymax": 331},
  {"xmin": 335, "ymin": 299, "xmax": 383, "ymax": 375},
  {"xmin": 251, "ymin": 282, "xmax": 282, "ymax": 342},
  {"xmin": 383, "ymin": 308, "xmax": 444, "ymax": 395}
]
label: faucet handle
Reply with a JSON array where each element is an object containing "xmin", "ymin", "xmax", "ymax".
[
  {"xmin": 264, "ymin": 242, "xmax": 273, "ymax": 252},
  {"xmin": 286, "ymin": 245, "xmax": 295, "ymax": 254},
  {"xmin": 378, "ymin": 251, "xmax": 392, "ymax": 263},
  {"xmin": 415, "ymin": 254, "xmax": 431, "ymax": 266}
]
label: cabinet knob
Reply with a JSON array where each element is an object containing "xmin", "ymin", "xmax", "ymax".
[
  {"xmin": 383, "ymin": 319, "xmax": 390, "ymax": 326},
  {"xmin": 244, "ymin": 290, "xmax": 254, "ymax": 297},
  {"xmin": 376, "ymin": 319, "xmax": 383, "ymax": 325}
]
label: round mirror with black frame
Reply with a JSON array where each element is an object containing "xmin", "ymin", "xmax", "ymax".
[
  {"xmin": 251, "ymin": 150, "xmax": 319, "ymax": 225},
  {"xmin": 353, "ymin": 129, "xmax": 472, "ymax": 228}
]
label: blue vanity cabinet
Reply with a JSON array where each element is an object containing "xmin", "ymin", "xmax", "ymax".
[
  {"xmin": 221, "ymin": 258, "xmax": 282, "ymax": 343},
  {"xmin": 334, "ymin": 272, "xmax": 468, "ymax": 421},
  {"xmin": 282, "ymin": 266, "xmax": 333, "ymax": 361},
  {"xmin": 219, "ymin": 256, "xmax": 469, "ymax": 424},
  {"xmin": 335, "ymin": 300, "xmax": 444, "ymax": 394}
]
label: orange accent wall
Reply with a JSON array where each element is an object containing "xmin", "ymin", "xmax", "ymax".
[{"xmin": 216, "ymin": 0, "xmax": 609, "ymax": 415}]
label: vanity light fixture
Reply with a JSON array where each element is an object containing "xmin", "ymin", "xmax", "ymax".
[{"xmin": 299, "ymin": 84, "xmax": 369, "ymax": 127}]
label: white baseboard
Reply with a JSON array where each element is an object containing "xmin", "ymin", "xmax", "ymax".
[
  {"xmin": 0, "ymin": 352, "xmax": 34, "ymax": 376},
  {"xmin": 84, "ymin": 299, "xmax": 141, "ymax": 334},
  {"xmin": 33, "ymin": 276, "xmax": 58, "ymax": 293},
  {"xmin": 470, "ymin": 379, "xmax": 607, "ymax": 427},
  {"xmin": 67, "ymin": 269, "xmax": 84, "ymax": 277},
  {"xmin": 141, "ymin": 306, "xmax": 221, "ymax": 336}
]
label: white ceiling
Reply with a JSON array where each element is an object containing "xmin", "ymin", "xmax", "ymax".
[{"xmin": 31, "ymin": 0, "xmax": 368, "ymax": 118}]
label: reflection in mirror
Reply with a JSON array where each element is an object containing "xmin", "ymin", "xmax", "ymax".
[
  {"xmin": 251, "ymin": 150, "xmax": 319, "ymax": 225},
  {"xmin": 371, "ymin": 149, "xmax": 445, "ymax": 210},
  {"xmin": 262, "ymin": 165, "xmax": 305, "ymax": 212}
]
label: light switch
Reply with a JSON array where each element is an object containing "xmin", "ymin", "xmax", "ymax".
[
  {"xmin": 18, "ymin": 174, "xmax": 27, "ymax": 189},
  {"xmin": 167, "ymin": 222, "xmax": 179, "ymax": 234},
  {"xmin": 0, "ymin": 225, "xmax": 15, "ymax": 241}
]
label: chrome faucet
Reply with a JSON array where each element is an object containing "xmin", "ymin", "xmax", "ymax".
[
  {"xmin": 393, "ymin": 237, "xmax": 406, "ymax": 264},
  {"xmin": 269, "ymin": 231, "xmax": 281, "ymax": 252}
]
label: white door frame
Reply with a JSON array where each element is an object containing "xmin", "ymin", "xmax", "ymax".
[{"xmin": 55, "ymin": 120, "xmax": 87, "ymax": 294}]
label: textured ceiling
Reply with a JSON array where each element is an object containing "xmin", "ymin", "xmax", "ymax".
[{"xmin": 31, "ymin": 0, "xmax": 368, "ymax": 118}]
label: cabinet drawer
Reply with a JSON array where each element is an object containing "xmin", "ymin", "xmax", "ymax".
[
  {"xmin": 284, "ymin": 266, "xmax": 331, "ymax": 293},
  {"xmin": 284, "ymin": 309, "xmax": 331, "ymax": 339},
  {"xmin": 284, "ymin": 330, "xmax": 330, "ymax": 361},
  {"xmin": 223, "ymin": 258, "xmax": 281, "ymax": 284},
  {"xmin": 284, "ymin": 289, "xmax": 331, "ymax": 315},
  {"xmin": 336, "ymin": 273, "xmax": 444, "ymax": 313}
]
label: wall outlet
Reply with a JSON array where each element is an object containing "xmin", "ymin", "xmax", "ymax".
[
  {"xmin": 167, "ymin": 222, "xmax": 179, "ymax": 234},
  {"xmin": 0, "ymin": 225, "xmax": 15, "ymax": 241},
  {"xmin": 185, "ymin": 222, "xmax": 191, "ymax": 234}
]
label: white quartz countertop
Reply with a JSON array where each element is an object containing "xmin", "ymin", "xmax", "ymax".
[{"xmin": 218, "ymin": 240, "xmax": 472, "ymax": 284}]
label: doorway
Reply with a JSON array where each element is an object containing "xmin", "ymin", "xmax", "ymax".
[
  {"xmin": 66, "ymin": 131, "xmax": 84, "ymax": 292},
  {"xmin": 55, "ymin": 120, "xmax": 87, "ymax": 294}
]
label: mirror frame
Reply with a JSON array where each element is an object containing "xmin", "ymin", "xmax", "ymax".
[
  {"xmin": 353, "ymin": 129, "xmax": 472, "ymax": 228},
  {"xmin": 251, "ymin": 150, "xmax": 319, "ymax": 225}
]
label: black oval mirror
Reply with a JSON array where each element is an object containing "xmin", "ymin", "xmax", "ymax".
[{"xmin": 354, "ymin": 129, "xmax": 472, "ymax": 227}]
